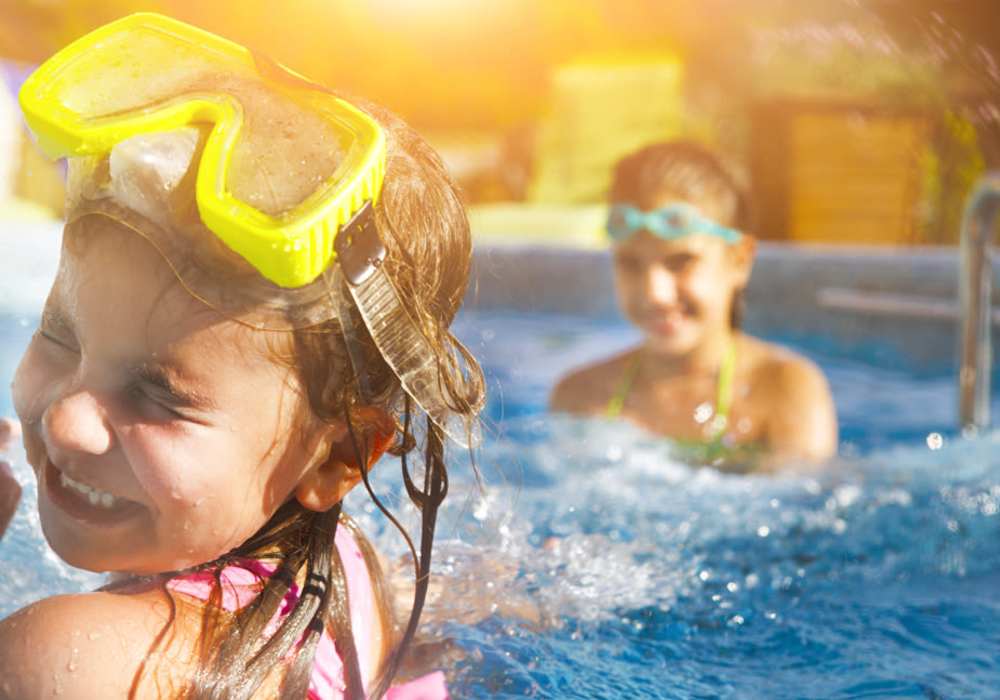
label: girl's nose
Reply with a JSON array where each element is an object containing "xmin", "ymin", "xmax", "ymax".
[
  {"xmin": 42, "ymin": 387, "xmax": 114, "ymax": 457},
  {"xmin": 643, "ymin": 266, "xmax": 679, "ymax": 306}
]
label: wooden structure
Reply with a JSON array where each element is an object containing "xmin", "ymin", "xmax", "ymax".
[{"xmin": 750, "ymin": 99, "xmax": 934, "ymax": 245}]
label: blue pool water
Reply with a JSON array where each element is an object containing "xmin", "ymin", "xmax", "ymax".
[{"xmin": 2, "ymin": 308, "xmax": 1000, "ymax": 698}]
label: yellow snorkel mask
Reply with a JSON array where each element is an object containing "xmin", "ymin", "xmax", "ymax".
[
  {"xmin": 20, "ymin": 12, "xmax": 383, "ymax": 289},
  {"xmin": 20, "ymin": 13, "xmax": 480, "ymax": 446}
]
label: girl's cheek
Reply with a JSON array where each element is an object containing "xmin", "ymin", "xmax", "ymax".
[
  {"xmin": 684, "ymin": 264, "xmax": 727, "ymax": 309},
  {"xmin": 121, "ymin": 423, "xmax": 222, "ymax": 508}
]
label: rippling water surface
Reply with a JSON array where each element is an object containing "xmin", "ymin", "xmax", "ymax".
[{"xmin": 2, "ymin": 310, "xmax": 1000, "ymax": 699}]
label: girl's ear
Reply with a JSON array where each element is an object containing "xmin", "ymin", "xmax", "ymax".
[
  {"xmin": 294, "ymin": 406, "xmax": 396, "ymax": 513},
  {"xmin": 728, "ymin": 234, "xmax": 757, "ymax": 287}
]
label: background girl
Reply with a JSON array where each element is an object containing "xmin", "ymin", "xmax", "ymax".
[
  {"xmin": 551, "ymin": 141, "xmax": 837, "ymax": 469},
  {"xmin": 0, "ymin": 14, "xmax": 482, "ymax": 699}
]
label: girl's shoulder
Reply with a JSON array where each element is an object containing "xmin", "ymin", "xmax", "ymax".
[
  {"xmin": 737, "ymin": 334, "xmax": 837, "ymax": 463},
  {"xmin": 0, "ymin": 584, "xmax": 201, "ymax": 699},
  {"xmin": 738, "ymin": 334, "xmax": 827, "ymax": 391},
  {"xmin": 550, "ymin": 348, "xmax": 639, "ymax": 414}
]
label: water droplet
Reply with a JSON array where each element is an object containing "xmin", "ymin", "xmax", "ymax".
[
  {"xmin": 693, "ymin": 402, "xmax": 714, "ymax": 424},
  {"xmin": 834, "ymin": 484, "xmax": 861, "ymax": 508},
  {"xmin": 473, "ymin": 499, "xmax": 489, "ymax": 521},
  {"xmin": 757, "ymin": 525, "xmax": 770, "ymax": 538},
  {"xmin": 926, "ymin": 432, "xmax": 944, "ymax": 450}
]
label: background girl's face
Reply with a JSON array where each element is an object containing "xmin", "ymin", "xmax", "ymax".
[
  {"xmin": 12, "ymin": 220, "xmax": 327, "ymax": 575},
  {"xmin": 612, "ymin": 190, "xmax": 753, "ymax": 356}
]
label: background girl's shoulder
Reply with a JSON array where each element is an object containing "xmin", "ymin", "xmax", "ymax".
[{"xmin": 740, "ymin": 334, "xmax": 826, "ymax": 389}]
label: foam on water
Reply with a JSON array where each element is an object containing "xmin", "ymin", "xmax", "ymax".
[{"xmin": 340, "ymin": 411, "xmax": 1000, "ymax": 698}]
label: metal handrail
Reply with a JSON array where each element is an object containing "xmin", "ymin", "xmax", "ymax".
[{"xmin": 958, "ymin": 172, "xmax": 1000, "ymax": 433}]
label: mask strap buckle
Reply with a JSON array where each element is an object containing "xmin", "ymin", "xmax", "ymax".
[{"xmin": 334, "ymin": 202, "xmax": 385, "ymax": 285}]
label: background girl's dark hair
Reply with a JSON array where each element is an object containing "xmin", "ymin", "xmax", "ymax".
[
  {"xmin": 609, "ymin": 140, "xmax": 750, "ymax": 329},
  {"xmin": 125, "ymin": 96, "xmax": 484, "ymax": 700}
]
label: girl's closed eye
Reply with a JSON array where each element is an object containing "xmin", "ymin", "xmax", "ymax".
[
  {"xmin": 127, "ymin": 382, "xmax": 189, "ymax": 422},
  {"xmin": 38, "ymin": 310, "xmax": 80, "ymax": 354},
  {"xmin": 37, "ymin": 329, "xmax": 78, "ymax": 353},
  {"xmin": 130, "ymin": 366, "xmax": 215, "ymax": 424}
]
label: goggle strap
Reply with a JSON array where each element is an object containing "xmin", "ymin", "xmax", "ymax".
[
  {"xmin": 339, "ymin": 227, "xmax": 479, "ymax": 448},
  {"xmin": 334, "ymin": 202, "xmax": 385, "ymax": 285},
  {"xmin": 329, "ymin": 268, "xmax": 375, "ymax": 404}
]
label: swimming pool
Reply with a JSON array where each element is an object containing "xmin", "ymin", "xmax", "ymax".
[
  {"xmin": 1, "ymin": 240, "xmax": 1000, "ymax": 698},
  {"xmin": 442, "ymin": 307, "xmax": 1000, "ymax": 698}
]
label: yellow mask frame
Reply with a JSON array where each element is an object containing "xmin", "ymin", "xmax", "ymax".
[{"xmin": 19, "ymin": 12, "xmax": 386, "ymax": 289}]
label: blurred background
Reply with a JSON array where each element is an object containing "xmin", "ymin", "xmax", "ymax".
[{"xmin": 1, "ymin": 0, "xmax": 998, "ymax": 247}]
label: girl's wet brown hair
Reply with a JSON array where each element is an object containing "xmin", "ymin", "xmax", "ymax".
[
  {"xmin": 609, "ymin": 140, "xmax": 751, "ymax": 329},
  {"xmin": 114, "ymin": 97, "xmax": 484, "ymax": 699}
]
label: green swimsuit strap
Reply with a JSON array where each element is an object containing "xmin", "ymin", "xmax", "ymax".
[
  {"xmin": 710, "ymin": 341, "xmax": 738, "ymax": 441},
  {"xmin": 605, "ymin": 341, "xmax": 738, "ymax": 427},
  {"xmin": 606, "ymin": 354, "xmax": 641, "ymax": 419}
]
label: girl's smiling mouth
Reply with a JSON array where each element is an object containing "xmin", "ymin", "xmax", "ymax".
[{"xmin": 43, "ymin": 458, "xmax": 146, "ymax": 527}]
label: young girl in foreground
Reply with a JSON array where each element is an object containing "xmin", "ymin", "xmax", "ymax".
[
  {"xmin": 551, "ymin": 142, "xmax": 837, "ymax": 469},
  {"xmin": 0, "ymin": 14, "xmax": 482, "ymax": 699}
]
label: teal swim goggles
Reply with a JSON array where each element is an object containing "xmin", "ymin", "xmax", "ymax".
[{"xmin": 607, "ymin": 203, "xmax": 741, "ymax": 244}]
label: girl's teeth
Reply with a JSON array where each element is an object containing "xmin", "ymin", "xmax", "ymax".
[{"xmin": 58, "ymin": 471, "xmax": 120, "ymax": 510}]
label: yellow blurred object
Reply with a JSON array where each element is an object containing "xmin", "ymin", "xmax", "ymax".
[
  {"xmin": 469, "ymin": 203, "xmax": 608, "ymax": 248},
  {"xmin": 0, "ymin": 195, "xmax": 59, "ymax": 221},
  {"xmin": 752, "ymin": 101, "xmax": 933, "ymax": 245},
  {"xmin": 789, "ymin": 112, "xmax": 930, "ymax": 244},
  {"xmin": 12, "ymin": 132, "xmax": 65, "ymax": 217},
  {"xmin": 529, "ymin": 57, "xmax": 686, "ymax": 204}
]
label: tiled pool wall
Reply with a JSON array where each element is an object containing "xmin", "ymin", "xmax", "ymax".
[{"xmin": 467, "ymin": 243, "xmax": 1000, "ymax": 370}]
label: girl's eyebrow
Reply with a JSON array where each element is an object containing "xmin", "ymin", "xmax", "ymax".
[{"xmin": 133, "ymin": 362, "xmax": 217, "ymax": 409}]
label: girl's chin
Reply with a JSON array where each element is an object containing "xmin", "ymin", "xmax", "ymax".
[{"xmin": 643, "ymin": 326, "xmax": 701, "ymax": 356}]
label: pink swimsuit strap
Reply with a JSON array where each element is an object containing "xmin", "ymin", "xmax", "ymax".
[{"xmin": 167, "ymin": 524, "xmax": 448, "ymax": 700}]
